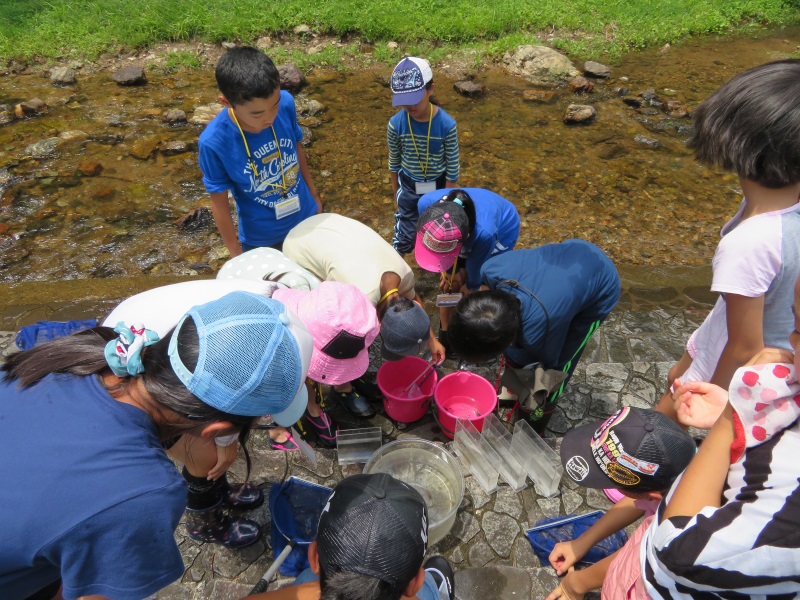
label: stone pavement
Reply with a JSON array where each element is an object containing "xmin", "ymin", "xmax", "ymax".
[{"xmin": 0, "ymin": 273, "xmax": 715, "ymax": 600}]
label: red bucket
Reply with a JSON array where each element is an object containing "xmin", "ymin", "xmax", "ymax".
[
  {"xmin": 376, "ymin": 356, "xmax": 438, "ymax": 423},
  {"xmin": 434, "ymin": 371, "xmax": 498, "ymax": 439}
]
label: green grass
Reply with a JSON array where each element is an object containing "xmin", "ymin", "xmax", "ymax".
[
  {"xmin": 156, "ymin": 49, "xmax": 202, "ymax": 73},
  {"xmin": 0, "ymin": 0, "xmax": 798, "ymax": 61}
]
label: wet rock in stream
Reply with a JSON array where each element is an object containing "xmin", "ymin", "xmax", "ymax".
[
  {"xmin": 77, "ymin": 160, "xmax": 103, "ymax": 177},
  {"xmin": 161, "ymin": 108, "xmax": 187, "ymax": 124},
  {"xmin": 584, "ymin": 60, "xmax": 611, "ymax": 78},
  {"xmin": 160, "ymin": 140, "xmax": 194, "ymax": 156},
  {"xmin": 278, "ymin": 63, "xmax": 305, "ymax": 93},
  {"xmin": 295, "ymin": 97, "xmax": 325, "ymax": 116},
  {"xmin": 175, "ymin": 207, "xmax": 213, "ymax": 231},
  {"xmin": 503, "ymin": 45, "xmax": 580, "ymax": 83},
  {"xmin": 522, "ymin": 89, "xmax": 557, "ymax": 103},
  {"xmin": 14, "ymin": 98, "xmax": 47, "ymax": 118},
  {"xmin": 568, "ymin": 76, "xmax": 594, "ymax": 93},
  {"xmin": 454, "ymin": 80, "xmax": 485, "ymax": 97},
  {"xmin": 23, "ymin": 138, "xmax": 62, "ymax": 159},
  {"xmin": 129, "ymin": 137, "xmax": 160, "ymax": 160},
  {"xmin": 189, "ymin": 103, "xmax": 223, "ymax": 125},
  {"xmin": 564, "ymin": 104, "xmax": 596, "ymax": 124},
  {"xmin": 111, "ymin": 65, "xmax": 147, "ymax": 86},
  {"xmin": 49, "ymin": 67, "xmax": 76, "ymax": 86}
]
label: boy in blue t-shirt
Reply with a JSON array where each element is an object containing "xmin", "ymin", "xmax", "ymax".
[
  {"xmin": 199, "ymin": 47, "xmax": 322, "ymax": 257},
  {"xmin": 388, "ymin": 56, "xmax": 460, "ymax": 255}
]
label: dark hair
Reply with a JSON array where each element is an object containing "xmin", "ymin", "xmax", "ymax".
[
  {"xmin": 445, "ymin": 189, "xmax": 476, "ymax": 233},
  {"xmin": 425, "ymin": 80, "xmax": 440, "ymax": 107},
  {"xmin": 2, "ymin": 323, "xmax": 254, "ymax": 471},
  {"xmin": 448, "ymin": 290, "xmax": 520, "ymax": 362},
  {"xmin": 688, "ymin": 59, "xmax": 800, "ymax": 188},
  {"xmin": 215, "ymin": 46, "xmax": 281, "ymax": 107},
  {"xmin": 377, "ymin": 294, "xmax": 415, "ymax": 321},
  {"xmin": 320, "ymin": 570, "xmax": 402, "ymax": 600}
]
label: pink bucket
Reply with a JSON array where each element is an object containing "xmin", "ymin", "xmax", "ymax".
[
  {"xmin": 377, "ymin": 356, "xmax": 439, "ymax": 423},
  {"xmin": 434, "ymin": 371, "xmax": 498, "ymax": 439}
]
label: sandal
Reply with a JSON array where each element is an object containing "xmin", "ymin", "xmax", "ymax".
[{"xmin": 303, "ymin": 410, "xmax": 338, "ymax": 448}]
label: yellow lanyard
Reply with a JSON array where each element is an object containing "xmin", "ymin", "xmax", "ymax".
[
  {"xmin": 447, "ymin": 260, "xmax": 458, "ymax": 287},
  {"xmin": 229, "ymin": 108, "xmax": 288, "ymax": 196},
  {"xmin": 378, "ymin": 287, "xmax": 399, "ymax": 306},
  {"xmin": 407, "ymin": 104, "xmax": 433, "ymax": 180}
]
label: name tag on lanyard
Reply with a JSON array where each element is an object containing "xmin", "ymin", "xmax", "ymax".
[
  {"xmin": 275, "ymin": 194, "xmax": 301, "ymax": 219},
  {"xmin": 415, "ymin": 180, "xmax": 437, "ymax": 194}
]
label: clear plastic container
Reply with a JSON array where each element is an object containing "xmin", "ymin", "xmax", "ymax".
[
  {"xmin": 453, "ymin": 418, "xmax": 502, "ymax": 494},
  {"xmin": 512, "ymin": 420, "xmax": 563, "ymax": 497},
  {"xmin": 481, "ymin": 414, "xmax": 528, "ymax": 491},
  {"xmin": 363, "ymin": 439, "xmax": 464, "ymax": 545},
  {"xmin": 336, "ymin": 427, "xmax": 383, "ymax": 465}
]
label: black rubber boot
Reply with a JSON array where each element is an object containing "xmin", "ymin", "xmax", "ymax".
[
  {"xmin": 423, "ymin": 555, "xmax": 455, "ymax": 600},
  {"xmin": 515, "ymin": 403, "xmax": 556, "ymax": 435},
  {"xmin": 219, "ymin": 474, "xmax": 264, "ymax": 510},
  {"xmin": 184, "ymin": 501, "xmax": 261, "ymax": 548}
]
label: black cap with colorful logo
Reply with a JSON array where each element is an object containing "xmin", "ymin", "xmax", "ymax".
[{"xmin": 560, "ymin": 407, "xmax": 695, "ymax": 492}]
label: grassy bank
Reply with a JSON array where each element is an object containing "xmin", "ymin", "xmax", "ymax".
[{"xmin": 1, "ymin": 0, "xmax": 798, "ymax": 62}]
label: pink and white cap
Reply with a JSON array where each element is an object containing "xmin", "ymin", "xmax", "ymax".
[
  {"xmin": 414, "ymin": 201, "xmax": 469, "ymax": 273},
  {"xmin": 272, "ymin": 281, "xmax": 380, "ymax": 385}
]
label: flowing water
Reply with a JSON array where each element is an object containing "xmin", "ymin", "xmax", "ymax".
[{"xmin": 1, "ymin": 27, "xmax": 799, "ymax": 286}]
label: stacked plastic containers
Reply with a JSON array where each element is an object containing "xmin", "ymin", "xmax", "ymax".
[
  {"xmin": 453, "ymin": 415, "xmax": 563, "ymax": 497},
  {"xmin": 336, "ymin": 427, "xmax": 383, "ymax": 465}
]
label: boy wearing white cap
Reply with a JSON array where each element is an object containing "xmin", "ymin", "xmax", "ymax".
[{"xmin": 388, "ymin": 56, "xmax": 460, "ymax": 256}]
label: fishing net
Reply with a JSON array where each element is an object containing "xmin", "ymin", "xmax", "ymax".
[
  {"xmin": 269, "ymin": 476, "xmax": 332, "ymax": 576},
  {"xmin": 525, "ymin": 511, "xmax": 628, "ymax": 567}
]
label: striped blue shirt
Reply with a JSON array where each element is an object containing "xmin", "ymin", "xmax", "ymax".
[{"xmin": 387, "ymin": 106, "xmax": 459, "ymax": 183}]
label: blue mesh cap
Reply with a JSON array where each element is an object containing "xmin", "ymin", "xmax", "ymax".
[{"xmin": 168, "ymin": 291, "xmax": 313, "ymax": 419}]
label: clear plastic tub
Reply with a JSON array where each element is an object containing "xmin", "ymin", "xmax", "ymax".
[
  {"xmin": 512, "ymin": 420, "xmax": 563, "ymax": 497},
  {"xmin": 453, "ymin": 418, "xmax": 502, "ymax": 494},
  {"xmin": 336, "ymin": 427, "xmax": 383, "ymax": 465},
  {"xmin": 363, "ymin": 439, "xmax": 464, "ymax": 545},
  {"xmin": 481, "ymin": 414, "xmax": 528, "ymax": 491}
]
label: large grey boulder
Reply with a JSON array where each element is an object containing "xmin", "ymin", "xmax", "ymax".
[{"xmin": 503, "ymin": 46, "xmax": 579, "ymax": 84}]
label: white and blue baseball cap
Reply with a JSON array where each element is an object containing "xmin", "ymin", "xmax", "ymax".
[{"xmin": 391, "ymin": 57, "xmax": 433, "ymax": 107}]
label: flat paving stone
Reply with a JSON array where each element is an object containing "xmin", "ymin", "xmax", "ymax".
[
  {"xmin": 482, "ymin": 512, "xmax": 520, "ymax": 558},
  {"xmin": 452, "ymin": 510, "xmax": 481, "ymax": 544},
  {"xmin": 495, "ymin": 487, "xmax": 524, "ymax": 520},
  {"xmin": 468, "ymin": 540, "xmax": 496, "ymax": 568},
  {"xmin": 456, "ymin": 566, "xmax": 532, "ymax": 600}
]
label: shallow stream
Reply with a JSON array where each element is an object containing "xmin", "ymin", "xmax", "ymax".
[{"xmin": 1, "ymin": 27, "xmax": 798, "ymax": 286}]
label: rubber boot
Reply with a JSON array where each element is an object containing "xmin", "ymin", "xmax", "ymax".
[
  {"xmin": 219, "ymin": 473, "xmax": 264, "ymax": 510},
  {"xmin": 515, "ymin": 403, "xmax": 556, "ymax": 435},
  {"xmin": 184, "ymin": 500, "xmax": 261, "ymax": 548}
]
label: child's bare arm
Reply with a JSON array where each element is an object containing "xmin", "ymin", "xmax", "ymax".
[
  {"xmin": 546, "ymin": 551, "xmax": 620, "ymax": 600},
  {"xmin": 663, "ymin": 403, "xmax": 733, "ymax": 521},
  {"xmin": 549, "ymin": 498, "xmax": 644, "ymax": 575},
  {"xmin": 709, "ymin": 293, "xmax": 765, "ymax": 389},
  {"xmin": 209, "ymin": 191, "xmax": 241, "ymax": 257}
]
